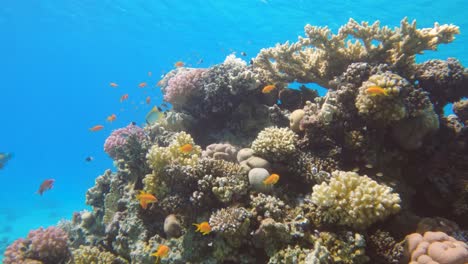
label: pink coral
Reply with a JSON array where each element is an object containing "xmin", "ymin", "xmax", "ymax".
[
  {"xmin": 104, "ymin": 123, "xmax": 146, "ymax": 159},
  {"xmin": 163, "ymin": 68, "xmax": 206, "ymax": 106},
  {"xmin": 405, "ymin": 231, "xmax": 468, "ymax": 264},
  {"xmin": 3, "ymin": 226, "xmax": 70, "ymax": 264}
]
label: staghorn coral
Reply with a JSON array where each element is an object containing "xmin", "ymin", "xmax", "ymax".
[
  {"xmin": 311, "ymin": 170, "xmax": 401, "ymax": 229},
  {"xmin": 3, "ymin": 227, "xmax": 71, "ymax": 264},
  {"xmin": 253, "ymin": 18, "xmax": 459, "ymax": 87},
  {"xmin": 404, "ymin": 231, "xmax": 468, "ymax": 264},
  {"xmin": 251, "ymin": 126, "xmax": 298, "ymax": 162}
]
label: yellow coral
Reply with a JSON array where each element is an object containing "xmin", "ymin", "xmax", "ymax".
[
  {"xmin": 355, "ymin": 73, "xmax": 408, "ymax": 123},
  {"xmin": 251, "ymin": 126, "xmax": 297, "ymax": 162},
  {"xmin": 72, "ymin": 245, "xmax": 118, "ymax": 264},
  {"xmin": 145, "ymin": 132, "xmax": 201, "ymax": 193},
  {"xmin": 311, "ymin": 170, "xmax": 401, "ymax": 229}
]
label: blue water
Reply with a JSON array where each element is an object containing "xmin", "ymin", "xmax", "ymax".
[{"xmin": 0, "ymin": 0, "xmax": 466, "ymax": 259}]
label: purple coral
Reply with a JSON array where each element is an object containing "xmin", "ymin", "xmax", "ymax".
[
  {"xmin": 163, "ymin": 68, "xmax": 206, "ymax": 107},
  {"xmin": 104, "ymin": 124, "xmax": 146, "ymax": 160},
  {"xmin": 3, "ymin": 226, "xmax": 70, "ymax": 264}
]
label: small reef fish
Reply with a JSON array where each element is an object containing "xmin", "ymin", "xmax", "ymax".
[
  {"xmin": 37, "ymin": 179, "xmax": 55, "ymax": 195},
  {"xmin": 109, "ymin": 82, "xmax": 118, "ymax": 87},
  {"xmin": 146, "ymin": 96, "xmax": 151, "ymax": 104},
  {"xmin": 139, "ymin": 82, "xmax": 147, "ymax": 88},
  {"xmin": 85, "ymin": 156, "xmax": 94, "ymax": 162},
  {"xmin": 89, "ymin": 125, "xmax": 104, "ymax": 132},
  {"xmin": 196, "ymin": 59, "xmax": 203, "ymax": 64},
  {"xmin": 0, "ymin": 152, "xmax": 13, "ymax": 169},
  {"xmin": 240, "ymin": 51, "xmax": 247, "ymax": 56},
  {"xmin": 145, "ymin": 106, "xmax": 164, "ymax": 125},
  {"xmin": 156, "ymin": 80, "xmax": 164, "ymax": 87},
  {"xmin": 136, "ymin": 190, "xmax": 157, "ymax": 209},
  {"xmin": 262, "ymin": 84, "xmax": 276, "ymax": 94},
  {"xmin": 263, "ymin": 173, "xmax": 280, "ymax": 185},
  {"xmin": 179, "ymin": 144, "xmax": 193, "ymax": 153},
  {"xmin": 193, "ymin": 221, "xmax": 211, "ymax": 235},
  {"xmin": 120, "ymin": 94, "xmax": 129, "ymax": 102},
  {"xmin": 148, "ymin": 71, "xmax": 152, "ymax": 77},
  {"xmin": 106, "ymin": 114, "xmax": 117, "ymax": 122},
  {"xmin": 152, "ymin": 244, "xmax": 169, "ymax": 262},
  {"xmin": 174, "ymin": 61, "xmax": 185, "ymax": 67},
  {"xmin": 366, "ymin": 86, "xmax": 389, "ymax": 96}
]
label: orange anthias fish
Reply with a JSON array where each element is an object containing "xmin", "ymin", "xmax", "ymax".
[
  {"xmin": 193, "ymin": 221, "xmax": 211, "ymax": 235},
  {"xmin": 139, "ymin": 82, "xmax": 147, "ymax": 88},
  {"xmin": 366, "ymin": 86, "xmax": 389, "ymax": 96},
  {"xmin": 106, "ymin": 114, "xmax": 116, "ymax": 122},
  {"xmin": 146, "ymin": 96, "xmax": 151, "ymax": 104},
  {"xmin": 110, "ymin": 82, "xmax": 118, "ymax": 87},
  {"xmin": 152, "ymin": 244, "xmax": 169, "ymax": 262},
  {"xmin": 263, "ymin": 173, "xmax": 280, "ymax": 185},
  {"xmin": 262, "ymin": 84, "xmax": 276, "ymax": 94},
  {"xmin": 89, "ymin": 125, "xmax": 104, "ymax": 132},
  {"xmin": 174, "ymin": 61, "xmax": 184, "ymax": 67},
  {"xmin": 136, "ymin": 191, "xmax": 157, "ymax": 209},
  {"xmin": 120, "ymin": 94, "xmax": 129, "ymax": 102},
  {"xmin": 37, "ymin": 179, "xmax": 55, "ymax": 195},
  {"xmin": 179, "ymin": 144, "xmax": 193, "ymax": 153}
]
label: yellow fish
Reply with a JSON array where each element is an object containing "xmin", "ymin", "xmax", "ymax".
[
  {"xmin": 145, "ymin": 106, "xmax": 164, "ymax": 125},
  {"xmin": 263, "ymin": 173, "xmax": 280, "ymax": 185},
  {"xmin": 365, "ymin": 86, "xmax": 389, "ymax": 96},
  {"xmin": 152, "ymin": 244, "xmax": 169, "ymax": 262},
  {"xmin": 193, "ymin": 221, "xmax": 211, "ymax": 235},
  {"xmin": 179, "ymin": 144, "xmax": 193, "ymax": 153},
  {"xmin": 262, "ymin": 84, "xmax": 276, "ymax": 94},
  {"xmin": 136, "ymin": 191, "xmax": 157, "ymax": 209}
]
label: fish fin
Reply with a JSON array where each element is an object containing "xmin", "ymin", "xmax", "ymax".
[{"xmin": 140, "ymin": 201, "xmax": 147, "ymax": 209}]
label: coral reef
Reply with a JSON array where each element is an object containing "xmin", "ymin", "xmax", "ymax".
[{"xmin": 5, "ymin": 18, "xmax": 468, "ymax": 264}]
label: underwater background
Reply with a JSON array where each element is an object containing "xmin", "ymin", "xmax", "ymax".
[{"xmin": 0, "ymin": 0, "xmax": 467, "ymax": 263}]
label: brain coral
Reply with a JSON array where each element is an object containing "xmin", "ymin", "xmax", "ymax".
[
  {"xmin": 404, "ymin": 231, "xmax": 468, "ymax": 264},
  {"xmin": 311, "ymin": 170, "xmax": 401, "ymax": 229},
  {"xmin": 251, "ymin": 126, "xmax": 298, "ymax": 162}
]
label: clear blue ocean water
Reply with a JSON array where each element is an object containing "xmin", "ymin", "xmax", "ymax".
[{"xmin": 0, "ymin": 0, "xmax": 466, "ymax": 260}]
